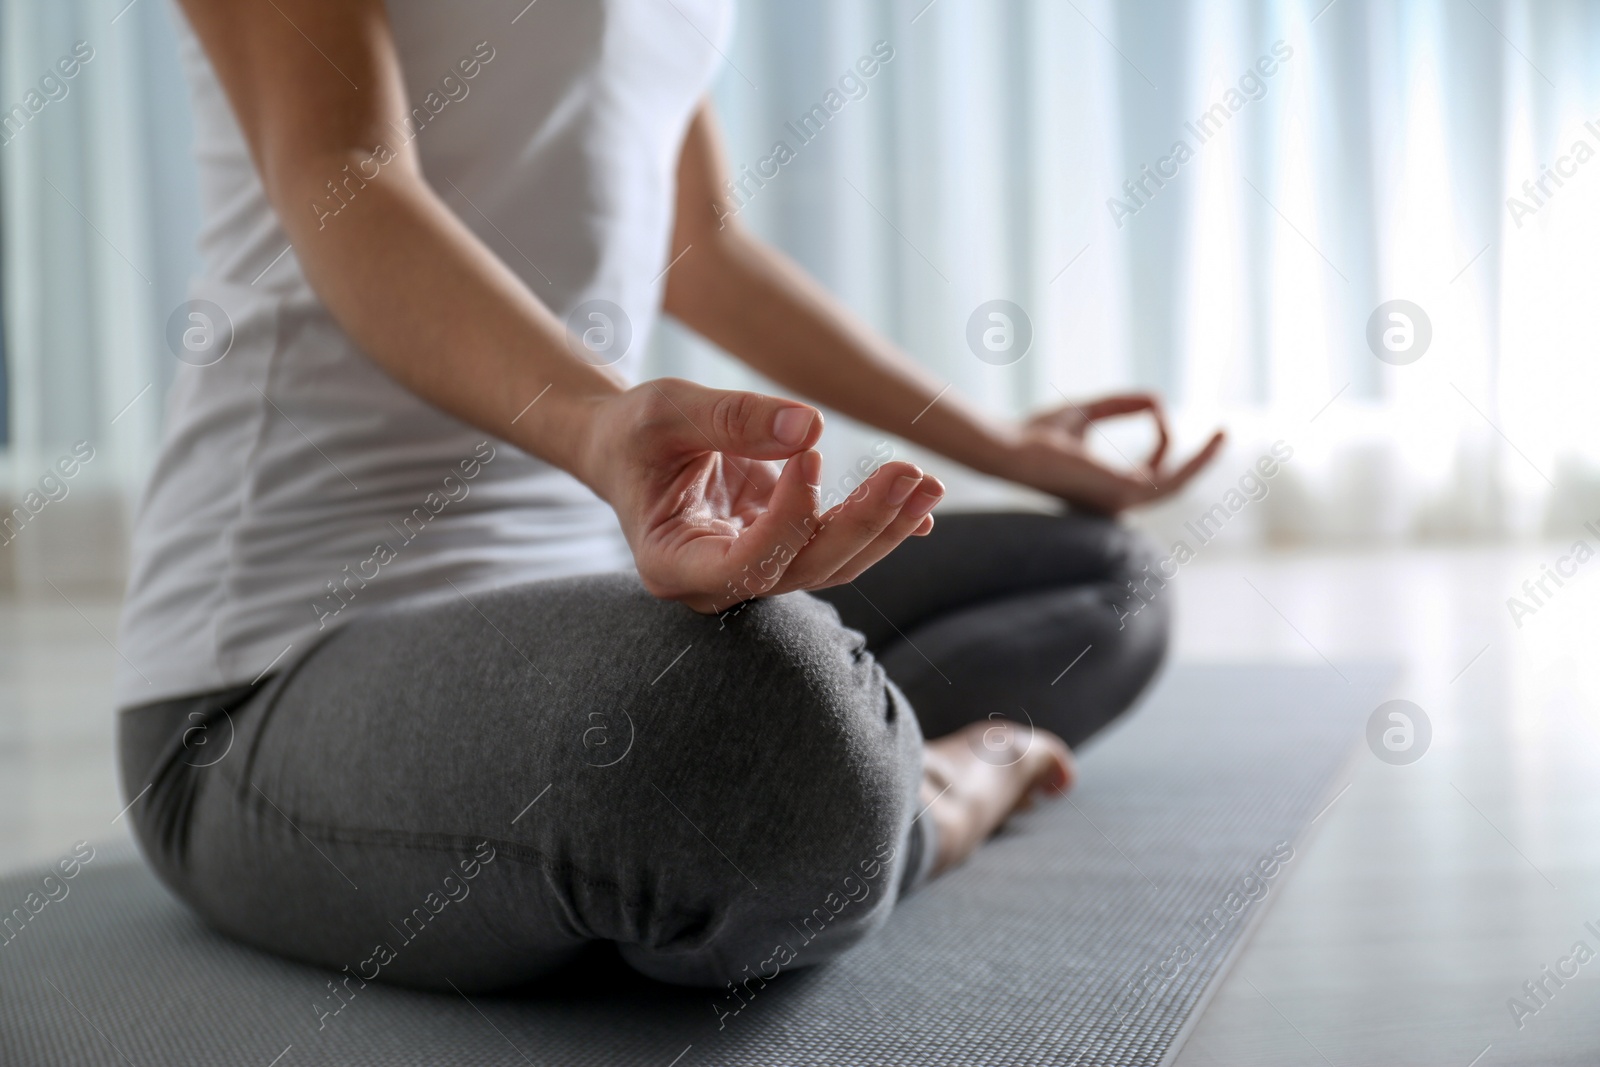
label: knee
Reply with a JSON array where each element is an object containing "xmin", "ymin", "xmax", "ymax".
[
  {"xmin": 640, "ymin": 591, "xmax": 917, "ymax": 882},
  {"xmin": 1108, "ymin": 526, "xmax": 1172, "ymax": 640},
  {"xmin": 1110, "ymin": 523, "xmax": 1167, "ymax": 591},
  {"xmin": 615, "ymin": 592, "xmax": 920, "ymax": 985}
]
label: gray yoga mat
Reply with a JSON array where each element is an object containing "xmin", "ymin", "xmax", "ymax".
[{"xmin": 1, "ymin": 664, "xmax": 1387, "ymax": 1067}]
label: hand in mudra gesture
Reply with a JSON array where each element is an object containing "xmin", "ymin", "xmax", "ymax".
[
  {"xmin": 582, "ymin": 378, "xmax": 943, "ymax": 613},
  {"xmin": 1001, "ymin": 392, "xmax": 1225, "ymax": 514}
]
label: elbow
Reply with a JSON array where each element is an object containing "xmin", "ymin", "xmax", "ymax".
[
  {"xmin": 261, "ymin": 141, "xmax": 415, "ymax": 236},
  {"xmin": 662, "ymin": 209, "xmax": 767, "ymax": 319},
  {"xmin": 661, "ymin": 231, "xmax": 741, "ymax": 325}
]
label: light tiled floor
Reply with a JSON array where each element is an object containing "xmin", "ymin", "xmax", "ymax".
[
  {"xmin": 1170, "ymin": 546, "xmax": 1600, "ymax": 1066},
  {"xmin": 3, "ymin": 545, "xmax": 1598, "ymax": 1063},
  {"xmin": 0, "ymin": 590, "xmax": 132, "ymax": 871}
]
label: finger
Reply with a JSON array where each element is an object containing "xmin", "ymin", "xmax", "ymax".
[
  {"xmin": 1141, "ymin": 399, "xmax": 1172, "ymax": 470},
  {"xmin": 709, "ymin": 449, "xmax": 822, "ymax": 607},
  {"xmin": 768, "ymin": 462, "xmax": 925, "ymax": 591},
  {"xmin": 1079, "ymin": 393, "xmax": 1171, "ymax": 470},
  {"xmin": 1076, "ymin": 393, "xmax": 1159, "ymax": 421},
  {"xmin": 1145, "ymin": 430, "xmax": 1226, "ymax": 502},
  {"xmin": 1074, "ymin": 471, "xmax": 1151, "ymax": 516},
  {"xmin": 1052, "ymin": 454, "xmax": 1153, "ymax": 514},
  {"xmin": 814, "ymin": 476, "xmax": 945, "ymax": 587},
  {"xmin": 647, "ymin": 378, "xmax": 822, "ymax": 461}
]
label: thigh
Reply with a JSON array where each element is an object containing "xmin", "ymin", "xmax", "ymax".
[
  {"xmin": 874, "ymin": 582, "xmax": 1169, "ymax": 746},
  {"xmin": 815, "ymin": 510, "xmax": 1170, "ymax": 746},
  {"xmin": 813, "ymin": 510, "xmax": 1147, "ymax": 648},
  {"xmin": 121, "ymin": 573, "xmax": 928, "ymax": 993}
]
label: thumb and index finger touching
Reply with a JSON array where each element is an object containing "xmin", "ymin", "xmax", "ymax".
[
  {"xmin": 1045, "ymin": 391, "xmax": 1229, "ymax": 505},
  {"xmin": 647, "ymin": 380, "xmax": 943, "ymax": 602},
  {"xmin": 645, "ymin": 379, "xmax": 827, "ymax": 590}
]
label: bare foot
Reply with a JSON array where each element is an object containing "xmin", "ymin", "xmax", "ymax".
[{"xmin": 920, "ymin": 719, "xmax": 1075, "ymax": 876}]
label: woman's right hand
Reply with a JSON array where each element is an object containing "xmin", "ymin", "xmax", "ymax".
[{"xmin": 578, "ymin": 378, "xmax": 943, "ymax": 613}]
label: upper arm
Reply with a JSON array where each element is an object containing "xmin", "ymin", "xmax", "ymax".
[
  {"xmin": 669, "ymin": 100, "xmax": 742, "ymax": 248},
  {"xmin": 663, "ymin": 100, "xmax": 753, "ymax": 322},
  {"xmin": 175, "ymin": 0, "xmax": 416, "ymax": 204}
]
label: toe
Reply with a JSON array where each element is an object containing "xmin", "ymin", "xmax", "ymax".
[{"xmin": 1030, "ymin": 729, "xmax": 1076, "ymax": 796}]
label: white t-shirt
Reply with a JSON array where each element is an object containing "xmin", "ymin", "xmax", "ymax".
[{"xmin": 115, "ymin": 0, "xmax": 731, "ymax": 707}]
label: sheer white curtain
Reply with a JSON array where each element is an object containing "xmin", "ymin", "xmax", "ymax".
[
  {"xmin": 1, "ymin": 0, "xmax": 198, "ymax": 588},
  {"xmin": 6, "ymin": 0, "xmax": 1599, "ymax": 574},
  {"xmin": 662, "ymin": 0, "xmax": 1600, "ymax": 547},
  {"xmin": 1, "ymin": 0, "xmax": 198, "ymax": 473},
  {"xmin": 652, "ymin": 0, "xmax": 1135, "ymax": 512}
]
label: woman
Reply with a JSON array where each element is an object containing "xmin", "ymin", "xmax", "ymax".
[{"xmin": 117, "ymin": 0, "xmax": 1222, "ymax": 991}]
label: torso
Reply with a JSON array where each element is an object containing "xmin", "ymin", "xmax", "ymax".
[{"xmin": 115, "ymin": 0, "xmax": 730, "ymax": 707}]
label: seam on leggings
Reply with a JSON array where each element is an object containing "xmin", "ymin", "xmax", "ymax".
[{"xmin": 233, "ymin": 634, "xmax": 344, "ymax": 800}]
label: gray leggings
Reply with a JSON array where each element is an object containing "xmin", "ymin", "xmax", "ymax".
[{"xmin": 118, "ymin": 512, "xmax": 1168, "ymax": 992}]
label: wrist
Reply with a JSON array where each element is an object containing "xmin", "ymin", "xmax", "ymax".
[
  {"xmin": 937, "ymin": 416, "xmax": 1027, "ymax": 481},
  {"xmin": 899, "ymin": 386, "xmax": 1027, "ymax": 481},
  {"xmin": 511, "ymin": 381, "xmax": 622, "ymax": 498}
]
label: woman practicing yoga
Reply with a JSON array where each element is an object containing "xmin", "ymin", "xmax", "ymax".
[{"xmin": 117, "ymin": 0, "xmax": 1222, "ymax": 990}]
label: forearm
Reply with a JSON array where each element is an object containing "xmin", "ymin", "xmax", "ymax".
[
  {"xmin": 663, "ymin": 231, "xmax": 1019, "ymax": 476},
  {"xmin": 267, "ymin": 153, "xmax": 622, "ymax": 491}
]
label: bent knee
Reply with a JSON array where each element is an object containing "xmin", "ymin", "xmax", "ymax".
[
  {"xmin": 1108, "ymin": 528, "xmax": 1172, "ymax": 628},
  {"xmin": 633, "ymin": 591, "xmax": 917, "ymax": 867},
  {"xmin": 620, "ymin": 838, "xmax": 905, "ymax": 989},
  {"xmin": 1111, "ymin": 524, "xmax": 1167, "ymax": 587},
  {"xmin": 605, "ymin": 593, "xmax": 921, "ymax": 982}
]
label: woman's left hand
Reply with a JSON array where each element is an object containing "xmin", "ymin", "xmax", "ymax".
[{"xmin": 995, "ymin": 393, "xmax": 1226, "ymax": 515}]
